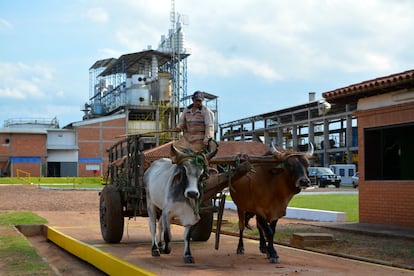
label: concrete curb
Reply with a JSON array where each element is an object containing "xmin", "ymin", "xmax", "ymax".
[
  {"xmin": 224, "ymin": 201, "xmax": 346, "ymax": 222},
  {"xmin": 45, "ymin": 226, "xmax": 155, "ymax": 276}
]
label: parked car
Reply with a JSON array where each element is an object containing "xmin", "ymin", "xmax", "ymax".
[
  {"xmin": 351, "ymin": 172, "xmax": 359, "ymax": 188},
  {"xmin": 308, "ymin": 167, "xmax": 341, "ymax": 188}
]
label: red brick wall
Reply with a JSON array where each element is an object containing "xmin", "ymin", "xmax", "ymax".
[
  {"xmin": 77, "ymin": 117, "xmax": 126, "ymax": 176},
  {"xmin": 3, "ymin": 133, "xmax": 46, "ymax": 177},
  {"xmin": 12, "ymin": 163, "xmax": 41, "ymax": 178},
  {"xmin": 359, "ymin": 182, "xmax": 414, "ymax": 227},
  {"xmin": 0, "ymin": 134, "xmax": 11, "ymax": 175},
  {"xmin": 11, "ymin": 134, "xmax": 46, "ymax": 156},
  {"xmin": 356, "ymin": 102, "xmax": 414, "ymax": 227},
  {"xmin": 0, "ymin": 134, "xmax": 11, "ymax": 155}
]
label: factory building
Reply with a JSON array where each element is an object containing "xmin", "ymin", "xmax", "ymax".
[
  {"xmin": 0, "ymin": 21, "xmax": 218, "ymax": 178},
  {"xmin": 220, "ymin": 93, "xmax": 358, "ymax": 167},
  {"xmin": 219, "ymin": 69, "xmax": 414, "ymax": 228}
]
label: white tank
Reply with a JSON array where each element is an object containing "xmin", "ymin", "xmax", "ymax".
[
  {"xmin": 127, "ymin": 85, "xmax": 150, "ymax": 106},
  {"xmin": 126, "ymin": 78, "xmax": 132, "ymax": 88},
  {"xmin": 131, "ymin": 74, "xmax": 147, "ymax": 85},
  {"xmin": 158, "ymin": 72, "xmax": 171, "ymax": 102}
]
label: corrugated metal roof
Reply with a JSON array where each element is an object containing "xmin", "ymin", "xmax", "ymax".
[
  {"xmin": 322, "ymin": 69, "xmax": 414, "ymax": 102},
  {"xmin": 98, "ymin": 50, "xmax": 189, "ymax": 77},
  {"xmin": 89, "ymin": 58, "xmax": 118, "ymax": 70}
]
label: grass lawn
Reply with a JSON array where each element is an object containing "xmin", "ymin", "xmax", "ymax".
[
  {"xmin": 227, "ymin": 193, "xmax": 359, "ymax": 222},
  {"xmin": 288, "ymin": 194, "xmax": 359, "ymax": 222},
  {"xmin": 0, "ymin": 212, "xmax": 53, "ymax": 274},
  {"xmin": 0, "ymin": 177, "xmax": 104, "ymax": 189}
]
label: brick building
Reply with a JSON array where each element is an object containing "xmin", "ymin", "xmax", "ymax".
[
  {"xmin": 0, "ymin": 129, "xmax": 46, "ymax": 177},
  {"xmin": 1, "ymin": 114, "xmax": 131, "ymax": 178},
  {"xmin": 73, "ymin": 114, "xmax": 126, "ymax": 177},
  {"xmin": 323, "ymin": 69, "xmax": 414, "ymax": 228}
]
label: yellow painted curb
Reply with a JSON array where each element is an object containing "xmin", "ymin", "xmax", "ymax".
[{"xmin": 46, "ymin": 226, "xmax": 155, "ymax": 276}]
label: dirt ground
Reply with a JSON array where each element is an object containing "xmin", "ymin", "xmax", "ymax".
[{"xmin": 0, "ymin": 185, "xmax": 413, "ymax": 275}]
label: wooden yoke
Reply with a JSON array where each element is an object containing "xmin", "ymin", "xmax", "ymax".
[
  {"xmin": 202, "ymin": 158, "xmax": 254, "ymax": 204},
  {"xmin": 209, "ymin": 155, "xmax": 282, "ymax": 165}
]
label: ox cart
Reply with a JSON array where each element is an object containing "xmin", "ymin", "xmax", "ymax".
[{"xmin": 99, "ymin": 135, "xmax": 275, "ymax": 246}]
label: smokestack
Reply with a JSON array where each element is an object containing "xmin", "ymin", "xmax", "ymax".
[
  {"xmin": 151, "ymin": 55, "xmax": 158, "ymax": 79},
  {"xmin": 309, "ymin": 92, "xmax": 316, "ymax": 102}
]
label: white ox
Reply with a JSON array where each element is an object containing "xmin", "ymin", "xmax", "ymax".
[{"xmin": 144, "ymin": 143, "xmax": 217, "ymax": 263}]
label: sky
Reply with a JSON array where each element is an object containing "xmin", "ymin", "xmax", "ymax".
[{"xmin": 1, "ymin": 0, "xmax": 414, "ymax": 128}]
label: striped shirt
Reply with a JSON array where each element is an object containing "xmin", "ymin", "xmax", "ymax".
[{"xmin": 177, "ymin": 104, "xmax": 214, "ymax": 151}]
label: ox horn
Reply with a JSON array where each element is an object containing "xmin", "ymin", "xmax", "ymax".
[
  {"xmin": 205, "ymin": 139, "xmax": 219, "ymax": 160},
  {"xmin": 171, "ymin": 143, "xmax": 189, "ymax": 161},
  {"xmin": 305, "ymin": 143, "xmax": 314, "ymax": 158},
  {"xmin": 269, "ymin": 142, "xmax": 285, "ymax": 160}
]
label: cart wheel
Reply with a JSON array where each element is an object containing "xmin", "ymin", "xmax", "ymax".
[
  {"xmin": 99, "ymin": 185, "xmax": 124, "ymax": 243},
  {"xmin": 190, "ymin": 200, "xmax": 214, "ymax": 241}
]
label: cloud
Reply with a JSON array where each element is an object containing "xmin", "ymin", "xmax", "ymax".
[
  {"xmin": 85, "ymin": 7, "xmax": 109, "ymax": 24},
  {"xmin": 0, "ymin": 60, "xmax": 82, "ymax": 126},
  {"xmin": 0, "ymin": 18, "xmax": 13, "ymax": 31},
  {"xmin": 55, "ymin": 90, "xmax": 65, "ymax": 97},
  {"xmin": 183, "ymin": 0, "xmax": 414, "ymax": 81},
  {"xmin": 98, "ymin": 48, "xmax": 123, "ymax": 60},
  {"xmin": 115, "ymin": 27, "xmax": 161, "ymax": 52},
  {"xmin": 2, "ymin": 0, "xmax": 413, "ymax": 127},
  {"xmin": 188, "ymin": 43, "xmax": 282, "ymax": 81},
  {"xmin": 0, "ymin": 62, "xmax": 55, "ymax": 100}
]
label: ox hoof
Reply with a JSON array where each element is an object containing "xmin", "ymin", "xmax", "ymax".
[
  {"xmin": 151, "ymin": 249, "xmax": 160, "ymax": 257},
  {"xmin": 161, "ymin": 246, "xmax": 171, "ymax": 254},
  {"xmin": 236, "ymin": 247, "xmax": 245, "ymax": 255},
  {"xmin": 269, "ymin": 257, "xmax": 279, "ymax": 263},
  {"xmin": 184, "ymin": 255, "xmax": 195, "ymax": 264}
]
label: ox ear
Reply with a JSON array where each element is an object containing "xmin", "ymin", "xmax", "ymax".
[
  {"xmin": 171, "ymin": 166, "xmax": 186, "ymax": 187},
  {"xmin": 269, "ymin": 143, "xmax": 285, "ymax": 160}
]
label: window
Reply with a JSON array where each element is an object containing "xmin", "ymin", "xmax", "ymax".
[{"xmin": 365, "ymin": 123, "xmax": 414, "ymax": 180}]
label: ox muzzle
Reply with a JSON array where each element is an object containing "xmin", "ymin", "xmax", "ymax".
[
  {"xmin": 297, "ymin": 176, "xmax": 311, "ymax": 188},
  {"xmin": 185, "ymin": 189, "xmax": 200, "ymax": 199}
]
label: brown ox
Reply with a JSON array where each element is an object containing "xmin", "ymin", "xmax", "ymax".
[{"xmin": 229, "ymin": 143, "xmax": 313, "ymax": 263}]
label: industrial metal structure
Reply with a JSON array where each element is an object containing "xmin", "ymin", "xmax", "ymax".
[
  {"xmin": 0, "ymin": 5, "xmax": 220, "ymax": 178},
  {"xmin": 85, "ymin": 48, "xmax": 188, "ymax": 145},
  {"xmin": 82, "ymin": 14, "xmax": 218, "ymax": 147},
  {"xmin": 219, "ymin": 93, "xmax": 358, "ymax": 167}
]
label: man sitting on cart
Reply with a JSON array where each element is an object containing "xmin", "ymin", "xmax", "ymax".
[{"xmin": 175, "ymin": 91, "xmax": 215, "ymax": 153}]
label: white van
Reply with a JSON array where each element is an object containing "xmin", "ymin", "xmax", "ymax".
[{"xmin": 329, "ymin": 164, "xmax": 356, "ymax": 186}]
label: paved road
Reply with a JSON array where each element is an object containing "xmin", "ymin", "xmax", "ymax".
[{"xmin": 34, "ymin": 210, "xmax": 412, "ymax": 276}]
